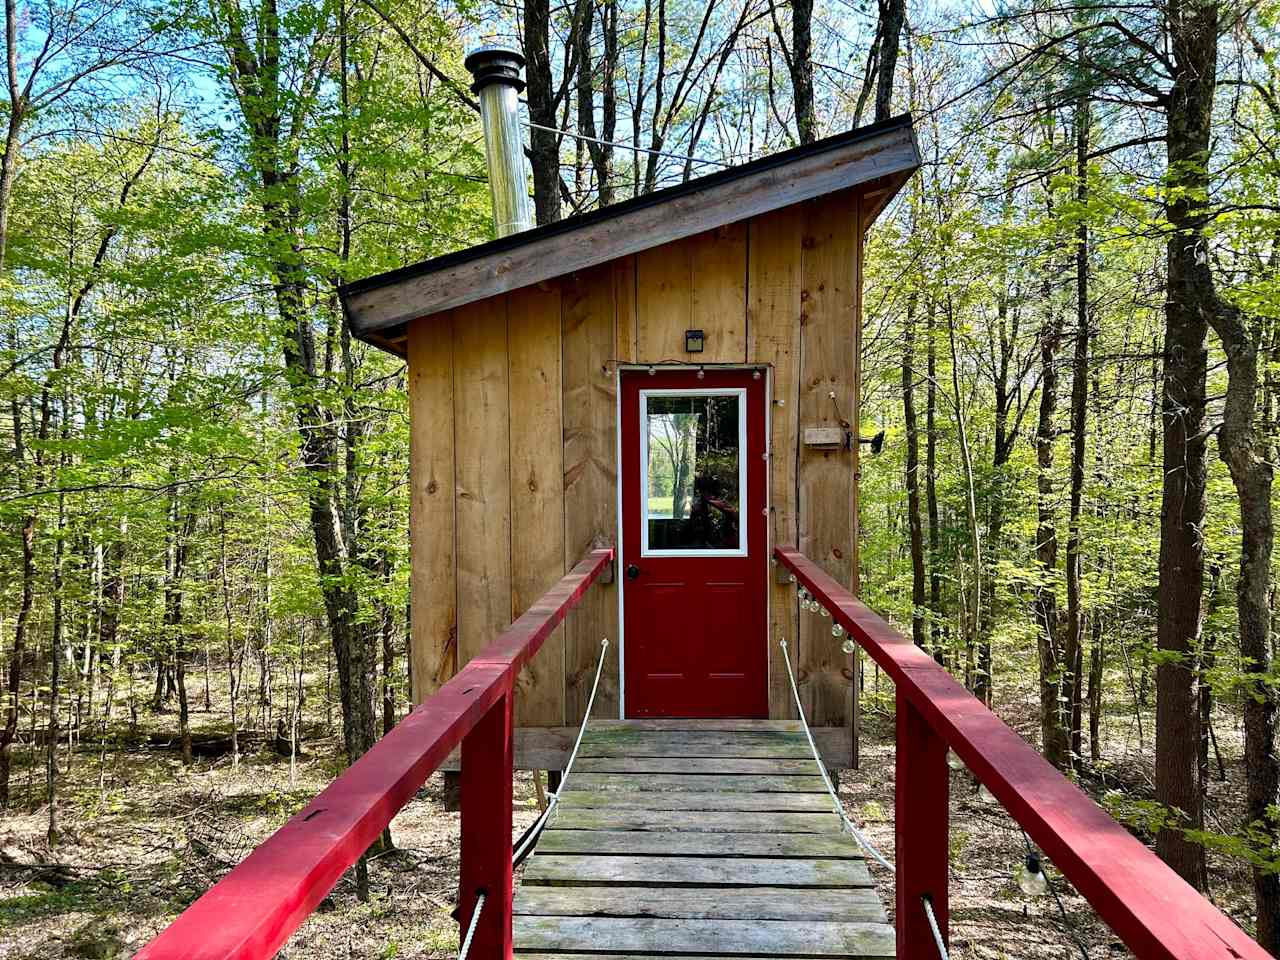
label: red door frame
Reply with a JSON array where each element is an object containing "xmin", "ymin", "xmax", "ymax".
[{"xmin": 619, "ymin": 368, "xmax": 769, "ymax": 718}]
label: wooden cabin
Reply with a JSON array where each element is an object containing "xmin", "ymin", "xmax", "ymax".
[{"xmin": 342, "ymin": 112, "xmax": 921, "ymax": 770}]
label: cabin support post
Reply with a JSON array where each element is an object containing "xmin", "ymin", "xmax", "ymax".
[
  {"xmin": 459, "ymin": 685, "xmax": 515, "ymax": 959},
  {"xmin": 896, "ymin": 690, "xmax": 948, "ymax": 958}
]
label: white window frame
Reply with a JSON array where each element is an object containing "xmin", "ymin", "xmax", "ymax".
[{"xmin": 638, "ymin": 387, "xmax": 748, "ymax": 558}]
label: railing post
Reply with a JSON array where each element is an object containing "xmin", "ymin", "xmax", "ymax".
[
  {"xmin": 459, "ymin": 684, "xmax": 514, "ymax": 960},
  {"xmin": 896, "ymin": 690, "xmax": 948, "ymax": 959}
]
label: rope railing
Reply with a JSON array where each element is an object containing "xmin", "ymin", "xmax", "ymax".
[
  {"xmin": 922, "ymin": 895, "xmax": 949, "ymax": 960},
  {"xmin": 777, "ymin": 637, "xmax": 894, "ymax": 871},
  {"xmin": 458, "ymin": 891, "xmax": 485, "ymax": 960},
  {"xmin": 514, "ymin": 637, "xmax": 610, "ymax": 866}
]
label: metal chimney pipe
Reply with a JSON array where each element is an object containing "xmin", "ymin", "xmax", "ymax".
[{"xmin": 464, "ymin": 45, "xmax": 536, "ymax": 237}]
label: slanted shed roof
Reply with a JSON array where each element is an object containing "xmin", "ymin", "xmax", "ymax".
[{"xmin": 341, "ymin": 114, "xmax": 920, "ymax": 354}]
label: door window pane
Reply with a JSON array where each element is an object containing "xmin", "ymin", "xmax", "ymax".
[{"xmin": 645, "ymin": 394, "xmax": 742, "ymax": 551}]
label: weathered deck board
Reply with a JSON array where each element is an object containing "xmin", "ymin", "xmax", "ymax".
[
  {"xmin": 555, "ymin": 790, "xmax": 832, "ymax": 812},
  {"xmin": 514, "ymin": 885, "xmax": 887, "ymax": 922},
  {"xmin": 514, "ymin": 917, "xmax": 895, "ymax": 957},
  {"xmin": 549, "ymin": 808, "xmax": 841, "ymax": 834},
  {"xmin": 514, "ymin": 719, "xmax": 893, "ymax": 958},
  {"xmin": 535, "ymin": 829, "xmax": 861, "ymax": 859},
  {"xmin": 571, "ymin": 772, "xmax": 829, "ymax": 793},
  {"xmin": 522, "ymin": 854, "xmax": 874, "ymax": 888},
  {"xmin": 574, "ymin": 756, "xmax": 819, "ymax": 775},
  {"xmin": 578, "ymin": 735, "xmax": 813, "ymax": 758}
]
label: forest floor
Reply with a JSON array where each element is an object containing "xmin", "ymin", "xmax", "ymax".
[{"xmin": 0, "ymin": 671, "xmax": 1260, "ymax": 959}]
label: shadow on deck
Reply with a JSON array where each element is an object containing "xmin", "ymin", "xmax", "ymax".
[{"xmin": 514, "ymin": 719, "xmax": 895, "ymax": 958}]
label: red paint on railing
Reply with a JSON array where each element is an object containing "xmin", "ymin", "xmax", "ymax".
[
  {"xmin": 136, "ymin": 547, "xmax": 614, "ymax": 960},
  {"xmin": 774, "ymin": 545, "xmax": 1268, "ymax": 960}
]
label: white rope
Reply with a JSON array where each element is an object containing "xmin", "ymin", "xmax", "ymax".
[
  {"xmin": 459, "ymin": 891, "xmax": 485, "ymax": 960},
  {"xmin": 778, "ymin": 637, "xmax": 895, "ymax": 871},
  {"xmin": 923, "ymin": 895, "xmax": 950, "ymax": 960},
  {"xmin": 513, "ymin": 638, "xmax": 610, "ymax": 864}
]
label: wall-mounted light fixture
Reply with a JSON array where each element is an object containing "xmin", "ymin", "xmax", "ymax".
[{"xmin": 684, "ymin": 329, "xmax": 705, "ymax": 353}]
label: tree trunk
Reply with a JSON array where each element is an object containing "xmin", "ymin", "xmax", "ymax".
[
  {"xmin": 925, "ymin": 301, "xmax": 943, "ymax": 663},
  {"xmin": 873, "ymin": 0, "xmax": 904, "ymax": 122},
  {"xmin": 524, "ymin": 0, "xmax": 561, "ymax": 223},
  {"xmin": 1064, "ymin": 82, "xmax": 1090, "ymax": 772},
  {"xmin": 1195, "ymin": 58, "xmax": 1280, "ymax": 949},
  {"xmin": 791, "ymin": 0, "xmax": 815, "ymax": 143},
  {"xmin": 1036, "ymin": 276, "xmax": 1067, "ymax": 769},
  {"xmin": 1088, "ymin": 613, "xmax": 1103, "ymax": 763},
  {"xmin": 1154, "ymin": 0, "xmax": 1216, "ymax": 892},
  {"xmin": 47, "ymin": 487, "xmax": 66, "ymax": 843},
  {"xmin": 903, "ymin": 295, "xmax": 926, "ymax": 648}
]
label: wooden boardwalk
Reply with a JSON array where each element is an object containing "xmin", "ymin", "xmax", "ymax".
[{"xmin": 513, "ymin": 719, "xmax": 895, "ymax": 958}]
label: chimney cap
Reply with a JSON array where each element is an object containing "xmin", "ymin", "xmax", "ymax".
[{"xmin": 464, "ymin": 44, "xmax": 526, "ymax": 94}]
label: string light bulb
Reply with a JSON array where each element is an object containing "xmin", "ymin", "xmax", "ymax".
[
  {"xmin": 831, "ymin": 622, "xmax": 846, "ymax": 639},
  {"xmin": 946, "ymin": 749, "xmax": 964, "ymax": 771},
  {"xmin": 820, "ymin": 606, "xmax": 830, "ymax": 618},
  {"xmin": 1017, "ymin": 852, "xmax": 1049, "ymax": 897},
  {"xmin": 977, "ymin": 782, "xmax": 996, "ymax": 804},
  {"xmin": 841, "ymin": 637, "xmax": 856, "ymax": 654}
]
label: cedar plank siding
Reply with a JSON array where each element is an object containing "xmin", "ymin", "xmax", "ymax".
[{"xmin": 406, "ymin": 189, "xmax": 866, "ymax": 736}]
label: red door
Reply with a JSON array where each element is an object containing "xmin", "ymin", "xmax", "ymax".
[{"xmin": 620, "ymin": 369, "xmax": 768, "ymax": 718}]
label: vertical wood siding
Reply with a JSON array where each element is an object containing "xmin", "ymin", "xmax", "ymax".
[
  {"xmin": 562, "ymin": 265, "xmax": 621, "ymax": 720},
  {"xmin": 408, "ymin": 313, "xmax": 457, "ymax": 702},
  {"xmin": 797, "ymin": 190, "xmax": 860, "ymax": 727},
  {"xmin": 509, "ymin": 284, "xmax": 567, "ymax": 725},
  {"xmin": 747, "ymin": 205, "xmax": 804, "ymax": 721},
  {"xmin": 406, "ymin": 190, "xmax": 862, "ymax": 737},
  {"xmin": 454, "ymin": 298, "xmax": 513, "ymax": 664}
]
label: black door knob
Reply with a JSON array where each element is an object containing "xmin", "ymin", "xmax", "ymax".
[{"xmin": 626, "ymin": 564, "xmax": 640, "ymax": 580}]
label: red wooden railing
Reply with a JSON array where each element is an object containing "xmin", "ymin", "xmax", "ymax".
[
  {"xmin": 775, "ymin": 545, "xmax": 1269, "ymax": 960},
  {"xmin": 136, "ymin": 547, "xmax": 614, "ymax": 960}
]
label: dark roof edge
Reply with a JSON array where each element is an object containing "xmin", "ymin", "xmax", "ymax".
[{"xmin": 339, "ymin": 113, "xmax": 914, "ymax": 303}]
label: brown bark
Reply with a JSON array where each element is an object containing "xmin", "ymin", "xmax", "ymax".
[
  {"xmin": 166, "ymin": 506, "xmax": 197, "ymax": 766},
  {"xmin": 1036, "ymin": 271, "xmax": 1067, "ymax": 770},
  {"xmin": 790, "ymin": 0, "xmax": 815, "ymax": 142},
  {"xmin": 1064, "ymin": 80, "xmax": 1090, "ymax": 771},
  {"xmin": 1200, "ymin": 110, "xmax": 1279, "ymax": 957},
  {"xmin": 873, "ymin": 0, "xmax": 904, "ymax": 122},
  {"xmin": 925, "ymin": 301, "xmax": 943, "ymax": 663},
  {"xmin": 1154, "ymin": 0, "xmax": 1217, "ymax": 892},
  {"xmin": 524, "ymin": 0, "xmax": 561, "ymax": 223},
  {"xmin": 575, "ymin": 0, "xmax": 618, "ymax": 206},
  {"xmin": 903, "ymin": 295, "xmax": 926, "ymax": 648}
]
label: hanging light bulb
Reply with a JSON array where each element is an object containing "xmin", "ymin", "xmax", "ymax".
[
  {"xmin": 946, "ymin": 749, "xmax": 964, "ymax": 771},
  {"xmin": 788, "ymin": 574, "xmax": 797, "ymax": 584},
  {"xmin": 831, "ymin": 622, "xmax": 846, "ymax": 639},
  {"xmin": 977, "ymin": 782, "xmax": 996, "ymax": 804},
  {"xmin": 1017, "ymin": 852, "xmax": 1049, "ymax": 897},
  {"xmin": 841, "ymin": 637, "xmax": 856, "ymax": 654},
  {"xmin": 819, "ymin": 606, "xmax": 830, "ymax": 618}
]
